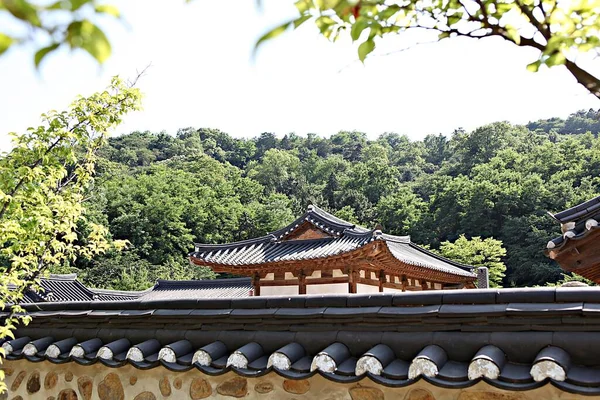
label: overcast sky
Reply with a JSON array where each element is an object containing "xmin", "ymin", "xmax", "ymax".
[{"xmin": 1, "ymin": 0, "xmax": 599, "ymax": 151}]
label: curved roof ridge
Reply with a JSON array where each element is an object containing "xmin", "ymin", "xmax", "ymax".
[
  {"xmin": 92, "ymin": 287, "xmax": 149, "ymax": 297},
  {"xmin": 381, "ymin": 233, "xmax": 411, "ymax": 243},
  {"xmin": 154, "ymin": 277, "xmax": 252, "ymax": 289},
  {"xmin": 194, "ymin": 235, "xmax": 276, "ymax": 251},
  {"xmin": 47, "ymin": 273, "xmax": 78, "ymax": 281},
  {"xmin": 408, "ymin": 242, "xmax": 475, "ymax": 272},
  {"xmin": 552, "ymin": 194, "xmax": 600, "ymax": 223}
]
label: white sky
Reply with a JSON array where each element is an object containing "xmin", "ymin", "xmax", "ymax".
[{"xmin": 0, "ymin": 0, "xmax": 599, "ymax": 151}]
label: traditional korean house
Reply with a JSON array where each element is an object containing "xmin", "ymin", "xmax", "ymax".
[
  {"xmin": 190, "ymin": 205, "xmax": 481, "ymax": 294},
  {"xmin": 547, "ymin": 194, "xmax": 600, "ymax": 282}
]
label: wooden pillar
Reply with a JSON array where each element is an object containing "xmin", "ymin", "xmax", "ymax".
[
  {"xmin": 420, "ymin": 279, "xmax": 430, "ymax": 290},
  {"xmin": 298, "ymin": 270, "xmax": 306, "ymax": 295},
  {"xmin": 401, "ymin": 275, "xmax": 408, "ymax": 292},
  {"xmin": 348, "ymin": 268, "xmax": 358, "ymax": 294},
  {"xmin": 378, "ymin": 270, "xmax": 385, "ymax": 293},
  {"xmin": 252, "ymin": 272, "xmax": 261, "ymax": 296}
]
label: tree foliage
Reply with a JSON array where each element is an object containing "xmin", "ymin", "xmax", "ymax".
[
  {"xmin": 259, "ymin": 0, "xmax": 600, "ymax": 98},
  {"xmin": 0, "ymin": 0, "xmax": 119, "ymax": 65},
  {"xmin": 69, "ymin": 109, "xmax": 600, "ymax": 291},
  {"xmin": 438, "ymin": 235, "xmax": 507, "ymax": 287},
  {"xmin": 0, "ymin": 77, "xmax": 141, "ymax": 388}
]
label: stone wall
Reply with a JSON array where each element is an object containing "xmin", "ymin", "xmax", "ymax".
[{"xmin": 1, "ymin": 359, "xmax": 593, "ymax": 400}]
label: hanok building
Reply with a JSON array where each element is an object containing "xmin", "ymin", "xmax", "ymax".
[
  {"xmin": 190, "ymin": 205, "xmax": 481, "ymax": 295},
  {"xmin": 547, "ymin": 194, "xmax": 600, "ymax": 282}
]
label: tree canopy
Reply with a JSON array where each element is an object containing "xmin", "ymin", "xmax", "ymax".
[
  {"xmin": 0, "ymin": 76, "xmax": 141, "ymax": 388},
  {"xmin": 52, "ymin": 108, "xmax": 600, "ymax": 290}
]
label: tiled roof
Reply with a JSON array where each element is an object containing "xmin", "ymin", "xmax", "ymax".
[
  {"xmin": 20, "ymin": 274, "xmax": 142, "ymax": 303},
  {"xmin": 191, "ymin": 205, "xmax": 475, "ymax": 279},
  {"xmin": 547, "ymin": 194, "xmax": 600, "ymax": 250},
  {"xmin": 20, "ymin": 275, "xmax": 252, "ymax": 303},
  {"xmin": 140, "ymin": 278, "xmax": 253, "ymax": 300},
  {"xmin": 6, "ymin": 288, "xmax": 600, "ymax": 395}
]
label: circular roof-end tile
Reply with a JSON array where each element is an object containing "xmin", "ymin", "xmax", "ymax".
[
  {"xmin": 564, "ymin": 230, "xmax": 577, "ymax": 239},
  {"xmin": 2, "ymin": 342, "xmax": 13, "ymax": 355},
  {"xmin": 126, "ymin": 347, "xmax": 144, "ymax": 362},
  {"xmin": 311, "ymin": 343, "xmax": 351, "ymax": 373},
  {"xmin": 192, "ymin": 349, "xmax": 212, "ymax": 366},
  {"xmin": 97, "ymin": 346, "xmax": 114, "ymax": 360},
  {"xmin": 530, "ymin": 360, "xmax": 566, "ymax": 382},
  {"xmin": 408, "ymin": 345, "xmax": 448, "ymax": 379},
  {"xmin": 358, "ymin": 344, "xmax": 395, "ymax": 376},
  {"xmin": 468, "ymin": 345, "xmax": 506, "ymax": 380},
  {"xmin": 586, "ymin": 218, "xmax": 598, "ymax": 230},
  {"xmin": 193, "ymin": 341, "xmax": 227, "ymax": 367},
  {"xmin": 45, "ymin": 344, "xmax": 61, "ymax": 359},
  {"xmin": 23, "ymin": 343, "xmax": 38, "ymax": 356},
  {"xmin": 547, "ymin": 241, "xmax": 556, "ymax": 249},
  {"xmin": 70, "ymin": 345, "xmax": 86, "ymax": 358},
  {"xmin": 355, "ymin": 355, "xmax": 384, "ymax": 376},
  {"xmin": 268, "ymin": 343, "xmax": 305, "ymax": 370},
  {"xmin": 561, "ymin": 221, "xmax": 576, "ymax": 233},
  {"xmin": 227, "ymin": 351, "xmax": 249, "ymax": 369},
  {"xmin": 468, "ymin": 358, "xmax": 500, "ymax": 380},
  {"xmin": 158, "ymin": 348, "xmax": 177, "ymax": 363},
  {"xmin": 267, "ymin": 352, "xmax": 291, "ymax": 370},
  {"xmin": 408, "ymin": 358, "xmax": 438, "ymax": 379},
  {"xmin": 311, "ymin": 353, "xmax": 336, "ymax": 373}
]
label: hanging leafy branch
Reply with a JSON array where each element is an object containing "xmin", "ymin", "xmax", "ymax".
[
  {"xmin": 0, "ymin": 76, "xmax": 142, "ymax": 392},
  {"xmin": 256, "ymin": 0, "xmax": 600, "ymax": 99},
  {"xmin": 0, "ymin": 0, "xmax": 119, "ymax": 66}
]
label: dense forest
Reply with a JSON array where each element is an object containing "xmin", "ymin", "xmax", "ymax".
[{"xmin": 63, "ymin": 109, "xmax": 600, "ymax": 289}]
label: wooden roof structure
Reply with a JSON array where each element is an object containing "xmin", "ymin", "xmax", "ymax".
[
  {"xmin": 190, "ymin": 205, "xmax": 477, "ymax": 293},
  {"xmin": 547, "ymin": 195, "xmax": 600, "ymax": 282}
]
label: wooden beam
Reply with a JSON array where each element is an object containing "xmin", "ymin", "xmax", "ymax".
[
  {"xmin": 261, "ymin": 279, "xmax": 298, "ymax": 287},
  {"xmin": 355, "ymin": 277, "xmax": 378, "ymax": 286},
  {"xmin": 306, "ymin": 276, "xmax": 349, "ymax": 285},
  {"xmin": 321, "ymin": 270, "xmax": 333, "ymax": 278}
]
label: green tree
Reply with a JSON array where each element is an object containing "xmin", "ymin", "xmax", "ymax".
[
  {"xmin": 0, "ymin": 77, "xmax": 141, "ymax": 387},
  {"xmin": 438, "ymin": 235, "xmax": 507, "ymax": 287}
]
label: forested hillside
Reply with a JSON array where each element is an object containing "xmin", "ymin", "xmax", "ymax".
[{"xmin": 67, "ymin": 109, "xmax": 600, "ymax": 289}]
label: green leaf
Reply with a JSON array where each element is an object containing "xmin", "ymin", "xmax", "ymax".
[
  {"xmin": 0, "ymin": 33, "xmax": 14, "ymax": 56},
  {"xmin": 295, "ymin": 0, "xmax": 313, "ymax": 13},
  {"xmin": 253, "ymin": 20, "xmax": 294, "ymax": 56},
  {"xmin": 3, "ymin": 0, "xmax": 41, "ymax": 27},
  {"xmin": 358, "ymin": 38, "xmax": 375, "ymax": 62},
  {"xmin": 546, "ymin": 52, "xmax": 566, "ymax": 66},
  {"xmin": 504, "ymin": 25, "xmax": 520, "ymax": 45},
  {"xmin": 526, "ymin": 60, "xmax": 541, "ymax": 72},
  {"xmin": 95, "ymin": 4, "xmax": 120, "ymax": 17},
  {"xmin": 350, "ymin": 17, "xmax": 369, "ymax": 41},
  {"xmin": 294, "ymin": 14, "xmax": 311, "ymax": 28},
  {"xmin": 34, "ymin": 43, "xmax": 60, "ymax": 68},
  {"xmin": 67, "ymin": 20, "xmax": 111, "ymax": 63},
  {"xmin": 69, "ymin": 0, "xmax": 91, "ymax": 11}
]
